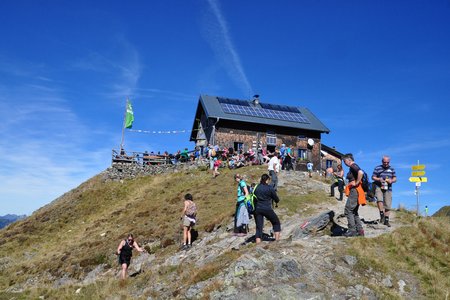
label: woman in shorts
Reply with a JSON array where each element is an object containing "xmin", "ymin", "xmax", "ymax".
[{"xmin": 116, "ymin": 233, "xmax": 145, "ymax": 280}]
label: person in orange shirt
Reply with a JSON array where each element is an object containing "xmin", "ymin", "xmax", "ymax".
[{"xmin": 342, "ymin": 154, "xmax": 365, "ymax": 237}]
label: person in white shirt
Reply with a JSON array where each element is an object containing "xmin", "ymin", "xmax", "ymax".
[{"xmin": 268, "ymin": 152, "xmax": 280, "ymax": 191}]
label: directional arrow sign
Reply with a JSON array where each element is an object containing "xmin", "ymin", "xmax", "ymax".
[
  {"xmin": 412, "ymin": 171, "xmax": 426, "ymax": 177},
  {"xmin": 409, "ymin": 177, "xmax": 428, "ymax": 183},
  {"xmin": 411, "ymin": 165, "xmax": 425, "ymax": 171}
]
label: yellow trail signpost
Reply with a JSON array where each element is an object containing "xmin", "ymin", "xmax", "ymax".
[
  {"xmin": 411, "ymin": 162, "xmax": 427, "ymax": 216},
  {"xmin": 409, "ymin": 177, "xmax": 428, "ymax": 183},
  {"xmin": 411, "ymin": 171, "xmax": 425, "ymax": 177},
  {"xmin": 411, "ymin": 165, "xmax": 425, "ymax": 171}
]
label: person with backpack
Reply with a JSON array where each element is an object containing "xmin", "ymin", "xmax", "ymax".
[
  {"xmin": 181, "ymin": 193, "xmax": 197, "ymax": 250},
  {"xmin": 116, "ymin": 234, "xmax": 146, "ymax": 280},
  {"xmin": 342, "ymin": 154, "xmax": 366, "ymax": 237},
  {"xmin": 234, "ymin": 174, "xmax": 250, "ymax": 236},
  {"xmin": 330, "ymin": 164, "xmax": 344, "ymax": 201},
  {"xmin": 253, "ymin": 173, "xmax": 281, "ymax": 243},
  {"xmin": 372, "ymin": 156, "xmax": 397, "ymax": 227}
]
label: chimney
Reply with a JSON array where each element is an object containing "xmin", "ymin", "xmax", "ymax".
[{"xmin": 253, "ymin": 94, "xmax": 260, "ymax": 105}]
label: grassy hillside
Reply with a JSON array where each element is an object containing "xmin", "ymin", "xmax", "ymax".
[
  {"xmin": 347, "ymin": 215, "xmax": 450, "ymax": 298},
  {"xmin": 0, "ymin": 166, "xmax": 449, "ymax": 299},
  {"xmin": 0, "ymin": 166, "xmax": 325, "ymax": 296}
]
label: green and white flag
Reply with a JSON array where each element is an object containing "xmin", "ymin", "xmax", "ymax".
[{"xmin": 125, "ymin": 100, "xmax": 134, "ymax": 128}]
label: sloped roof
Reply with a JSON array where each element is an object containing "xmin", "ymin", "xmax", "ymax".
[
  {"xmin": 197, "ymin": 94, "xmax": 330, "ymax": 133},
  {"xmin": 321, "ymin": 144, "xmax": 344, "ymax": 159}
]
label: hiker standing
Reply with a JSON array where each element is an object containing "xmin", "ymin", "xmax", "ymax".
[
  {"xmin": 268, "ymin": 153, "xmax": 280, "ymax": 191},
  {"xmin": 253, "ymin": 173, "xmax": 281, "ymax": 243},
  {"xmin": 372, "ymin": 156, "xmax": 396, "ymax": 227},
  {"xmin": 307, "ymin": 161, "xmax": 313, "ymax": 178},
  {"xmin": 342, "ymin": 154, "xmax": 365, "ymax": 237},
  {"xmin": 330, "ymin": 164, "xmax": 344, "ymax": 201},
  {"xmin": 213, "ymin": 157, "xmax": 221, "ymax": 178},
  {"xmin": 116, "ymin": 234, "xmax": 145, "ymax": 280},
  {"xmin": 207, "ymin": 144, "xmax": 215, "ymax": 171},
  {"xmin": 234, "ymin": 174, "xmax": 249, "ymax": 236},
  {"xmin": 280, "ymin": 144, "xmax": 286, "ymax": 170},
  {"xmin": 181, "ymin": 193, "xmax": 197, "ymax": 250},
  {"xmin": 282, "ymin": 146, "xmax": 294, "ymax": 171}
]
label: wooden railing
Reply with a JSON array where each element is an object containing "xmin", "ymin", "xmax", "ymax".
[{"xmin": 112, "ymin": 149, "xmax": 171, "ymax": 165}]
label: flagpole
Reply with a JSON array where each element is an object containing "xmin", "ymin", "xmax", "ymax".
[{"xmin": 119, "ymin": 98, "xmax": 128, "ymax": 150}]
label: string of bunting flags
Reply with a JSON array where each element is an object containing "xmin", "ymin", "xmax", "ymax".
[{"xmin": 128, "ymin": 129, "xmax": 192, "ymax": 134}]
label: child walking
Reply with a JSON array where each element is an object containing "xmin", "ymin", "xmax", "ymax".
[{"xmin": 181, "ymin": 193, "xmax": 197, "ymax": 250}]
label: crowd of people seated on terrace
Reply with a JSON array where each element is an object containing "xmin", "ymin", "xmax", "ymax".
[{"xmin": 114, "ymin": 144, "xmax": 299, "ymax": 170}]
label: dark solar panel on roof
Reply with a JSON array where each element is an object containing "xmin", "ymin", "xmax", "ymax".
[
  {"xmin": 259, "ymin": 102, "xmax": 300, "ymax": 113},
  {"xmin": 220, "ymin": 103, "xmax": 310, "ymax": 124},
  {"xmin": 217, "ymin": 97, "xmax": 250, "ymax": 106}
]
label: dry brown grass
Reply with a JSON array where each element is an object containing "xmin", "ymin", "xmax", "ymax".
[
  {"xmin": 347, "ymin": 216, "xmax": 450, "ymax": 298},
  {"xmin": 0, "ymin": 165, "xmax": 270, "ymax": 296}
]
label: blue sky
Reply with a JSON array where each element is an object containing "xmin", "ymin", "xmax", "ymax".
[{"xmin": 1, "ymin": 1, "xmax": 449, "ymax": 216}]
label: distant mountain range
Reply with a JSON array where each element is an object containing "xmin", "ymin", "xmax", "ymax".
[
  {"xmin": 433, "ymin": 206, "xmax": 450, "ymax": 217},
  {"xmin": 0, "ymin": 214, "xmax": 26, "ymax": 229}
]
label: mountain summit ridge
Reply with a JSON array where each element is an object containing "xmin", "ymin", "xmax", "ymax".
[{"xmin": 0, "ymin": 165, "xmax": 448, "ymax": 299}]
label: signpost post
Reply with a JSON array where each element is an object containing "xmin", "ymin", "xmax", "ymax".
[{"xmin": 409, "ymin": 161, "xmax": 426, "ymax": 215}]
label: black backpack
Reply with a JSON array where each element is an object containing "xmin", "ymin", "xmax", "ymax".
[
  {"xmin": 361, "ymin": 171, "xmax": 370, "ymax": 192},
  {"xmin": 362, "ymin": 171, "xmax": 376, "ymax": 199}
]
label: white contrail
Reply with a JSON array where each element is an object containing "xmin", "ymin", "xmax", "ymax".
[{"xmin": 205, "ymin": 0, "xmax": 253, "ymax": 97}]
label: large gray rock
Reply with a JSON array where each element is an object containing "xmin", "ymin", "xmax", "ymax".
[
  {"xmin": 274, "ymin": 259, "xmax": 304, "ymax": 279},
  {"xmin": 82, "ymin": 264, "xmax": 107, "ymax": 285},
  {"xmin": 291, "ymin": 211, "xmax": 334, "ymax": 239}
]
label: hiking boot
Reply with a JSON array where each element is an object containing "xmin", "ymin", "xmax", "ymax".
[
  {"xmin": 344, "ymin": 230, "xmax": 359, "ymax": 237},
  {"xmin": 379, "ymin": 215, "xmax": 385, "ymax": 224},
  {"xmin": 181, "ymin": 244, "xmax": 188, "ymax": 250},
  {"xmin": 384, "ymin": 220, "xmax": 391, "ymax": 227}
]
